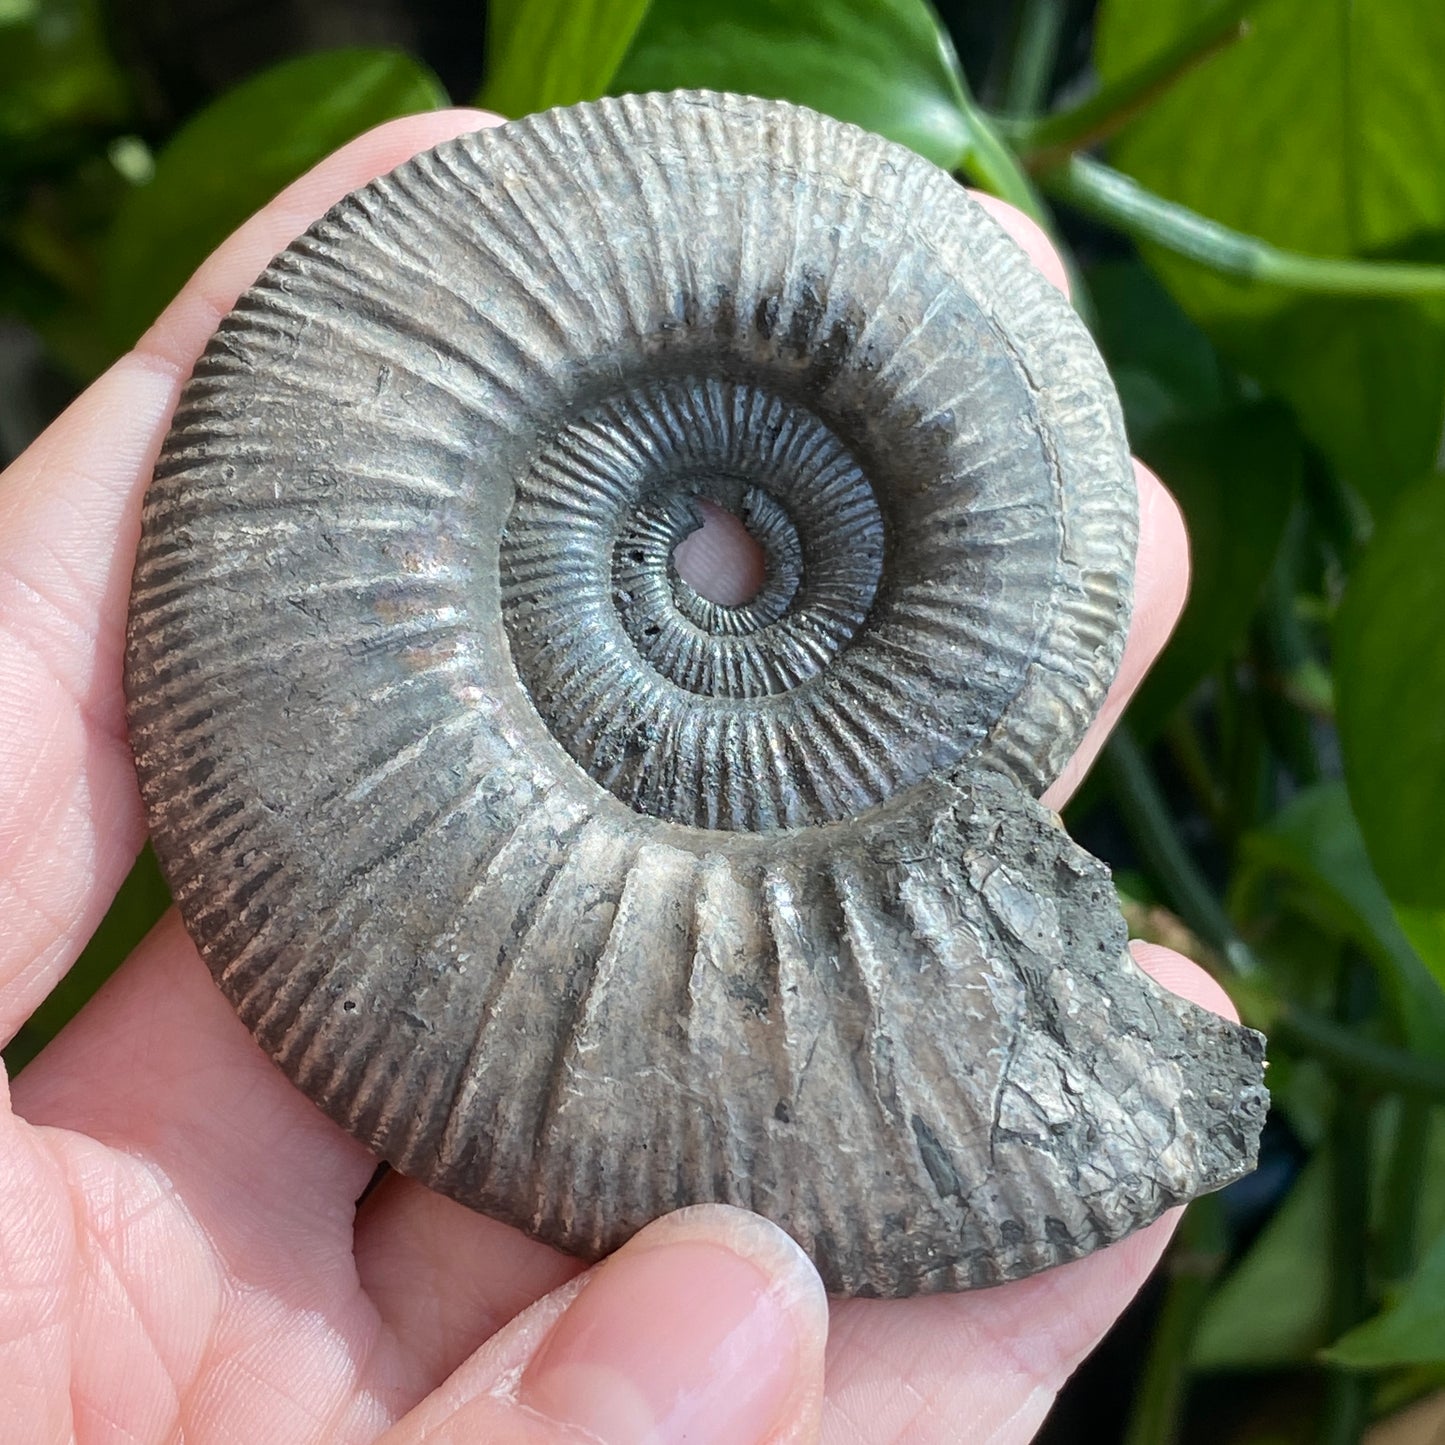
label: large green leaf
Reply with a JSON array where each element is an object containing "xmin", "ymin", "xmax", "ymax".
[
  {"xmin": 1228, "ymin": 238, "xmax": 1445, "ymax": 505},
  {"xmin": 1083, "ymin": 264, "xmax": 1297, "ymax": 741},
  {"xmin": 612, "ymin": 0, "xmax": 971, "ymax": 170},
  {"xmin": 1326, "ymin": 1227, "xmax": 1445, "ymax": 1368},
  {"xmin": 480, "ymin": 0, "xmax": 654, "ymax": 116},
  {"xmin": 1193, "ymin": 1153, "xmax": 1331, "ymax": 1369},
  {"xmin": 103, "ymin": 49, "xmax": 447, "ymax": 351},
  {"xmin": 1236, "ymin": 784, "xmax": 1445, "ymax": 1060},
  {"xmin": 1336, "ymin": 477, "xmax": 1445, "ymax": 984},
  {"xmin": 1198, "ymin": 1110, "xmax": 1445, "ymax": 1371},
  {"xmin": 1401, "ymin": 910, "xmax": 1445, "ymax": 994},
  {"xmin": 1085, "ymin": 259, "xmax": 1231, "ymax": 439},
  {"xmin": 1095, "ymin": 0, "xmax": 1445, "ymax": 508}
]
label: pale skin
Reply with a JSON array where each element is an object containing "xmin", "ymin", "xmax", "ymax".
[{"xmin": 0, "ymin": 108, "xmax": 1237, "ymax": 1443}]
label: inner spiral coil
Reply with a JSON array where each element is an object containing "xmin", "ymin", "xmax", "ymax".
[{"xmin": 501, "ymin": 376, "xmax": 900, "ymax": 832}]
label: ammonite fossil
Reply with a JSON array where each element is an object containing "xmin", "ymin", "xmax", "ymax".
[{"xmin": 125, "ymin": 91, "xmax": 1268, "ymax": 1296}]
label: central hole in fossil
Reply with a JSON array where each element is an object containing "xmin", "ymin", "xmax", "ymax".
[{"xmin": 672, "ymin": 497, "xmax": 767, "ymax": 608}]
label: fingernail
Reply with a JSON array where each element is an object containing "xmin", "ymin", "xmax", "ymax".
[{"xmin": 519, "ymin": 1208, "xmax": 826, "ymax": 1444}]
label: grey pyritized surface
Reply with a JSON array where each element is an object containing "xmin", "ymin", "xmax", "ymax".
[{"xmin": 125, "ymin": 91, "xmax": 1268, "ymax": 1296}]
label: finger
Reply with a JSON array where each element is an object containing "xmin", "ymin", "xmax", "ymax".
[
  {"xmin": 10, "ymin": 911, "xmax": 380, "ymax": 1270},
  {"xmin": 1130, "ymin": 940, "xmax": 1239, "ymax": 1023},
  {"xmin": 132, "ymin": 110, "xmax": 494, "ymax": 374},
  {"xmin": 820, "ymin": 945, "xmax": 1231, "ymax": 1444},
  {"xmin": 354, "ymin": 1172, "xmax": 583, "ymax": 1389},
  {"xmin": 673, "ymin": 498, "xmax": 768, "ymax": 607},
  {"xmin": 375, "ymin": 1205, "xmax": 827, "ymax": 1445},
  {"xmin": 971, "ymin": 192, "xmax": 1071, "ymax": 298},
  {"xmin": 8, "ymin": 103, "xmax": 508, "ymax": 1234},
  {"xmin": 965, "ymin": 198, "xmax": 1192, "ymax": 809},
  {"xmin": 1044, "ymin": 462, "xmax": 1190, "ymax": 809},
  {"xmin": 823, "ymin": 1216, "xmax": 1178, "ymax": 1444},
  {"xmin": 0, "ymin": 107, "xmax": 497, "ymax": 1040}
]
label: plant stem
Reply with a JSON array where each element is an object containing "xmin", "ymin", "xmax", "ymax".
[
  {"xmin": 1123, "ymin": 1196, "xmax": 1227, "ymax": 1445},
  {"xmin": 1255, "ymin": 507, "xmax": 1327, "ymax": 785},
  {"xmin": 997, "ymin": 0, "xmax": 1068, "ymax": 118},
  {"xmin": 1004, "ymin": 0, "xmax": 1256, "ymax": 162},
  {"xmin": 1379, "ymin": 1097, "xmax": 1430, "ymax": 1287},
  {"xmin": 1164, "ymin": 712, "xmax": 1230, "ymax": 836},
  {"xmin": 1272, "ymin": 1009, "xmax": 1445, "ymax": 1102},
  {"xmin": 1043, "ymin": 156, "xmax": 1445, "ymax": 298},
  {"xmin": 1104, "ymin": 725, "xmax": 1258, "ymax": 976},
  {"xmin": 948, "ymin": 71, "xmax": 1054, "ymax": 230},
  {"xmin": 1321, "ymin": 958, "xmax": 1374, "ymax": 1445}
]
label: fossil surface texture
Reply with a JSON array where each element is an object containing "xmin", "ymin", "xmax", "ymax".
[{"xmin": 125, "ymin": 90, "xmax": 1268, "ymax": 1297}]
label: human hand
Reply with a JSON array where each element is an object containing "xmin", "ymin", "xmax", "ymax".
[{"xmin": 0, "ymin": 109, "xmax": 1237, "ymax": 1443}]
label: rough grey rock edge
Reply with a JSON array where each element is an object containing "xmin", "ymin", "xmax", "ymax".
[{"xmin": 124, "ymin": 91, "xmax": 1269, "ymax": 1297}]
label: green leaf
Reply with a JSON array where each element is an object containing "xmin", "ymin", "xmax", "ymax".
[
  {"xmin": 1236, "ymin": 784, "xmax": 1445, "ymax": 1060},
  {"xmin": 612, "ymin": 0, "xmax": 971, "ymax": 170},
  {"xmin": 1222, "ymin": 236, "xmax": 1445, "ymax": 504},
  {"xmin": 480, "ymin": 0, "xmax": 654, "ymax": 116},
  {"xmin": 1127, "ymin": 404, "xmax": 1299, "ymax": 740},
  {"xmin": 1095, "ymin": 0, "xmax": 1445, "ymax": 507},
  {"xmin": 1193, "ymin": 1153, "xmax": 1332, "ymax": 1369},
  {"xmin": 1336, "ymin": 479, "xmax": 1445, "ymax": 907},
  {"xmin": 1326, "ymin": 1228, "xmax": 1445, "ymax": 1368},
  {"xmin": 1198, "ymin": 1111, "xmax": 1445, "ymax": 1370},
  {"xmin": 102, "ymin": 49, "xmax": 447, "ymax": 352},
  {"xmin": 0, "ymin": 0, "xmax": 130, "ymax": 166},
  {"xmin": 1336, "ymin": 477, "xmax": 1445, "ymax": 986},
  {"xmin": 1400, "ymin": 909, "xmax": 1445, "ymax": 990},
  {"xmin": 1082, "ymin": 264, "xmax": 1298, "ymax": 739}
]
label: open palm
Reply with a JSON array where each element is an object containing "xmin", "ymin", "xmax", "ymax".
[{"xmin": 0, "ymin": 109, "xmax": 1235, "ymax": 1444}]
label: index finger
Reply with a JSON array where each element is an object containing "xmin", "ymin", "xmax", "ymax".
[{"xmin": 0, "ymin": 108, "xmax": 498, "ymax": 1040}]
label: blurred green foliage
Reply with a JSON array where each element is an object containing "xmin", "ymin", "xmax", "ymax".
[
  {"xmin": 1336, "ymin": 481, "xmax": 1445, "ymax": 959},
  {"xmin": 2, "ymin": 0, "xmax": 1444, "ymax": 1440},
  {"xmin": 481, "ymin": 0, "xmax": 651, "ymax": 118},
  {"xmin": 612, "ymin": 0, "xmax": 974, "ymax": 169},
  {"xmin": 1097, "ymin": 0, "xmax": 1445, "ymax": 507},
  {"xmin": 104, "ymin": 48, "xmax": 446, "ymax": 350}
]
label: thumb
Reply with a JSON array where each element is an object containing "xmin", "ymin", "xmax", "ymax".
[{"xmin": 376, "ymin": 1204, "xmax": 830, "ymax": 1444}]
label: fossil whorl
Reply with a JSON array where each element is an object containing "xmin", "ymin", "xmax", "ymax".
[{"xmin": 125, "ymin": 91, "xmax": 1268, "ymax": 1296}]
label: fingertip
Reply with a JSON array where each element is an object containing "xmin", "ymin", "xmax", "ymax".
[
  {"xmin": 1130, "ymin": 941, "xmax": 1241, "ymax": 1023},
  {"xmin": 672, "ymin": 499, "xmax": 768, "ymax": 608},
  {"xmin": 616, "ymin": 1203, "xmax": 831, "ymax": 1343},
  {"xmin": 1134, "ymin": 459, "xmax": 1190, "ymax": 650},
  {"xmin": 519, "ymin": 1206, "xmax": 828, "ymax": 1444},
  {"xmin": 274, "ymin": 108, "xmax": 504, "ymax": 219},
  {"xmin": 970, "ymin": 192, "xmax": 1070, "ymax": 298},
  {"xmin": 380, "ymin": 1206, "xmax": 828, "ymax": 1445}
]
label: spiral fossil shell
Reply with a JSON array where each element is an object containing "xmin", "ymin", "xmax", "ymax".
[{"xmin": 125, "ymin": 91, "xmax": 1268, "ymax": 1296}]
